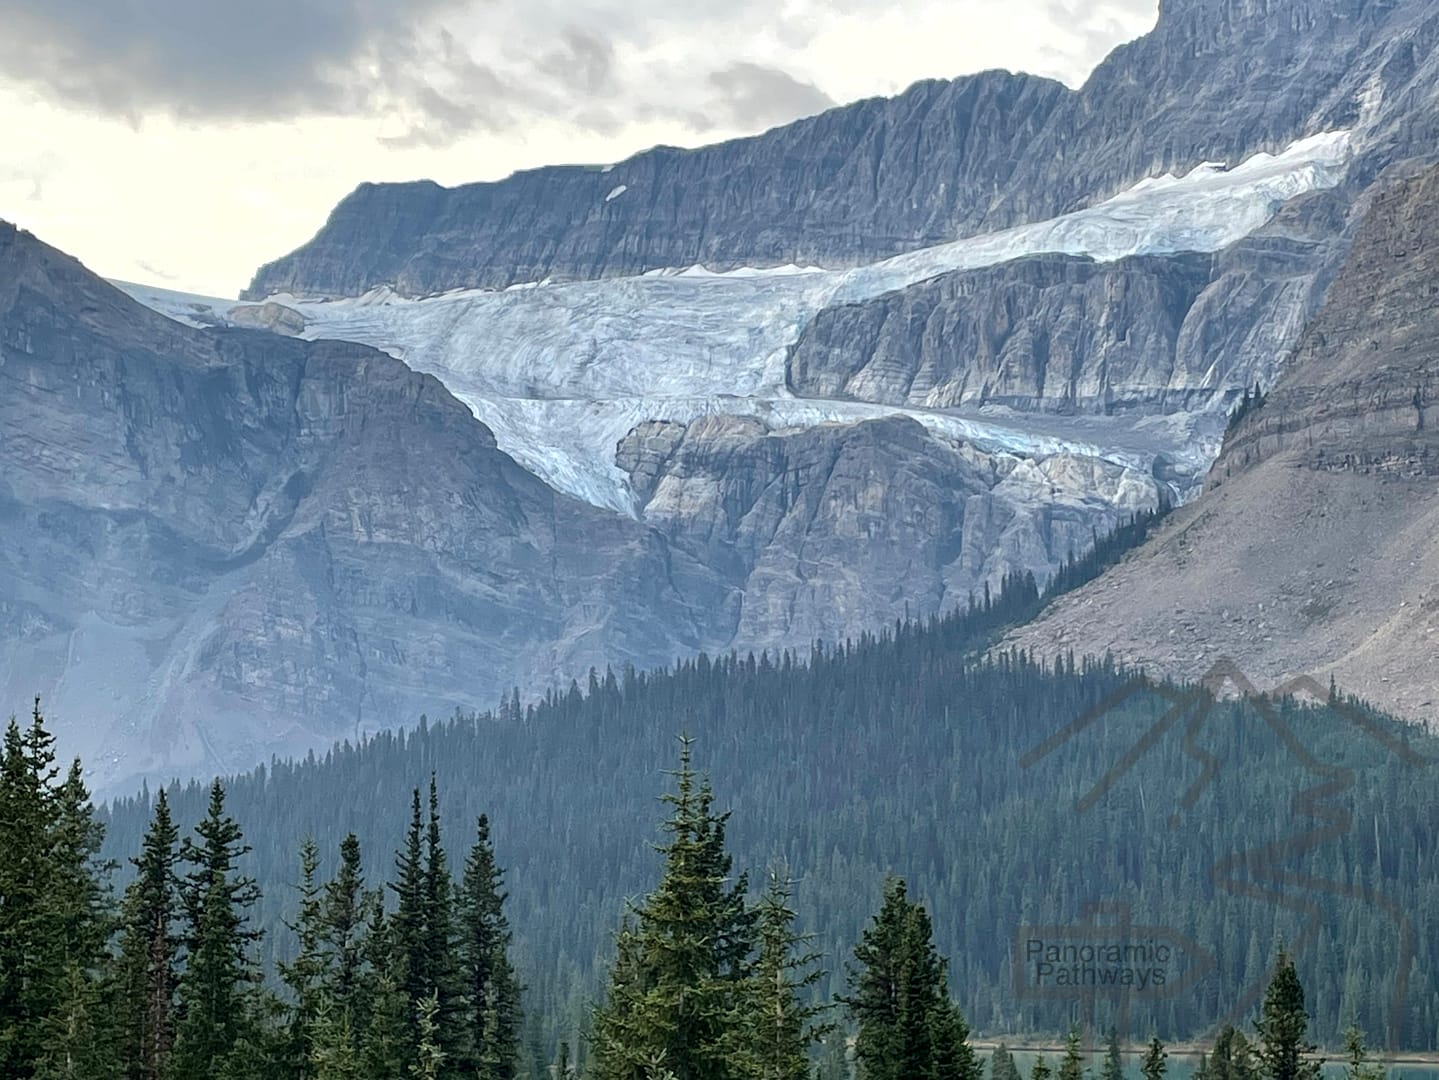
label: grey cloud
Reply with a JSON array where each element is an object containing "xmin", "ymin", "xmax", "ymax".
[
  {"xmin": 0, "ymin": 0, "xmax": 1126, "ymax": 149},
  {"xmin": 0, "ymin": 0, "xmax": 472, "ymax": 122},
  {"xmin": 706, "ymin": 63, "xmax": 836, "ymax": 130},
  {"xmin": 136, "ymin": 260, "xmax": 179, "ymax": 282},
  {"xmin": 538, "ymin": 28, "xmax": 616, "ymax": 96}
]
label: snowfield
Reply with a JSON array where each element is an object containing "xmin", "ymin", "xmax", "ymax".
[{"xmin": 119, "ymin": 132, "xmax": 1350, "ymax": 516}]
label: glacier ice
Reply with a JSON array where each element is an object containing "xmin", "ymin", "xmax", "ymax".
[{"xmin": 118, "ymin": 131, "xmax": 1350, "ymax": 517}]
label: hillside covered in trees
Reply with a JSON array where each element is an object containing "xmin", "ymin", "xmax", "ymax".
[
  {"xmin": 86, "ymin": 573, "xmax": 1439, "ymax": 1062},
  {"xmin": 2, "ymin": 699, "xmax": 1398, "ymax": 1080}
]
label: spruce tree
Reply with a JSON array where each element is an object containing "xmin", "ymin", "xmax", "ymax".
[
  {"xmin": 742, "ymin": 873, "xmax": 830, "ymax": 1080},
  {"xmin": 281, "ymin": 838, "xmax": 328, "ymax": 1078},
  {"xmin": 322, "ymin": 834, "xmax": 369, "ymax": 1017},
  {"xmin": 845, "ymin": 878, "xmax": 976, "ymax": 1080},
  {"xmin": 310, "ymin": 997, "xmax": 362, "ymax": 1080},
  {"xmin": 171, "ymin": 780, "xmax": 265, "ymax": 1077},
  {"xmin": 1254, "ymin": 950, "xmax": 1322, "ymax": 1080},
  {"xmin": 590, "ymin": 739, "xmax": 757, "ymax": 1080},
  {"xmin": 1211, "ymin": 1025, "xmax": 1258, "ymax": 1080},
  {"xmin": 422, "ymin": 776, "xmax": 462, "ymax": 1062},
  {"xmin": 0, "ymin": 706, "xmax": 61, "ymax": 1079},
  {"xmin": 1033, "ymin": 1057, "xmax": 1053, "ymax": 1080},
  {"xmin": 991, "ymin": 1044, "xmax": 1021, "ymax": 1080},
  {"xmin": 1058, "ymin": 1026, "xmax": 1085, "ymax": 1080},
  {"xmin": 1341, "ymin": 1027, "xmax": 1384, "ymax": 1080},
  {"xmin": 389, "ymin": 786, "xmax": 429, "ymax": 1065},
  {"xmin": 456, "ymin": 814, "xmax": 522, "ymax": 1080},
  {"xmin": 1141, "ymin": 1037, "xmax": 1167, "ymax": 1080},
  {"xmin": 1102, "ymin": 1028, "xmax": 1123, "ymax": 1080},
  {"xmin": 414, "ymin": 992, "xmax": 446, "ymax": 1080},
  {"xmin": 115, "ymin": 788, "xmax": 182, "ymax": 1080}
]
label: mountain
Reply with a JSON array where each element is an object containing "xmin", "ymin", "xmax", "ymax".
[
  {"xmin": 6, "ymin": 222, "xmax": 1180, "ymax": 789},
  {"xmin": 99, "ymin": 609, "xmax": 1439, "ymax": 1054},
  {"xmin": 0, "ymin": 222, "xmax": 737, "ymax": 789},
  {"xmin": 1004, "ymin": 160, "xmax": 1439, "ymax": 718},
  {"xmin": 243, "ymin": 0, "xmax": 1439, "ymax": 299},
  {"xmin": 19, "ymin": 0, "xmax": 1439, "ymax": 785}
]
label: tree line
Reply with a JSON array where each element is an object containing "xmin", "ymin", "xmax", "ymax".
[
  {"xmin": 4, "ymin": 706, "xmax": 1398, "ymax": 1080},
  {"xmin": 0, "ymin": 700, "xmax": 520, "ymax": 1079}
]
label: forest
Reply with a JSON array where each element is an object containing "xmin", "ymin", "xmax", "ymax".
[
  {"xmin": 76, "ymin": 550, "xmax": 1439, "ymax": 1059},
  {"xmin": 0, "ymin": 702, "xmax": 1398, "ymax": 1080},
  {"xmin": 4, "ymin": 504, "xmax": 1436, "ymax": 1073}
]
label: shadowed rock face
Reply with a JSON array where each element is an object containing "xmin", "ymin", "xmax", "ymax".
[
  {"xmin": 0, "ymin": 222, "xmax": 728, "ymax": 791},
  {"xmin": 243, "ymin": 0, "xmax": 1439, "ymax": 300},
  {"xmin": 785, "ymin": 192, "xmax": 1352, "ymax": 416},
  {"xmin": 618, "ymin": 414, "xmax": 1161, "ymax": 649},
  {"xmin": 1002, "ymin": 162, "xmax": 1439, "ymax": 719}
]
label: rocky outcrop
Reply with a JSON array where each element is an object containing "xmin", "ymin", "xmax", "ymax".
[
  {"xmin": 244, "ymin": 0, "xmax": 1439, "ymax": 299},
  {"xmin": 789, "ymin": 253, "xmax": 1217, "ymax": 413},
  {"xmin": 618, "ymin": 414, "xmax": 1161, "ymax": 649},
  {"xmin": 228, "ymin": 301, "xmax": 307, "ymax": 336},
  {"xmin": 0, "ymin": 222, "xmax": 730, "ymax": 792},
  {"xmin": 1001, "ymin": 163, "xmax": 1439, "ymax": 719},
  {"xmin": 787, "ymin": 192, "xmax": 1350, "ymax": 414}
]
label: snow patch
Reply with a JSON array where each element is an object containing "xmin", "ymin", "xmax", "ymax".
[{"xmin": 604, "ymin": 184, "xmax": 628, "ymax": 202}]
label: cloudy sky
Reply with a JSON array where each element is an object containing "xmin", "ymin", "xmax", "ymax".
[{"xmin": 0, "ymin": 0, "xmax": 1156, "ymax": 296}]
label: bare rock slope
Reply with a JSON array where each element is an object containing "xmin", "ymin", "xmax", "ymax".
[{"xmin": 1003, "ymin": 163, "xmax": 1439, "ymax": 718}]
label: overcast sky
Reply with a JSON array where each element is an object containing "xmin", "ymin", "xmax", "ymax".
[{"xmin": 0, "ymin": 0, "xmax": 1156, "ymax": 296}]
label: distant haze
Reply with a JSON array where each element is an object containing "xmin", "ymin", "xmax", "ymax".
[{"xmin": 0, "ymin": 0, "xmax": 1155, "ymax": 296}]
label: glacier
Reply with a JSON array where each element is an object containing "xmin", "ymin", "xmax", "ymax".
[{"xmin": 119, "ymin": 131, "xmax": 1351, "ymax": 517}]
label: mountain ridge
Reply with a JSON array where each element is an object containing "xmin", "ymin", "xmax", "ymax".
[{"xmin": 243, "ymin": 0, "xmax": 1439, "ymax": 300}]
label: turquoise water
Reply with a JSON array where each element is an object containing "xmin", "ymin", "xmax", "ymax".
[{"xmin": 991, "ymin": 1050, "xmax": 1438, "ymax": 1080}]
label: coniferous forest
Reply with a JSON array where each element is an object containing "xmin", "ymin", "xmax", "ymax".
[
  {"xmin": 0, "ymin": 695, "xmax": 1406, "ymax": 1080},
  {"xmin": 0, "ymin": 531, "xmax": 1430, "ymax": 1076},
  {"xmin": 1, "ymin": 490, "xmax": 1432, "ymax": 1079}
]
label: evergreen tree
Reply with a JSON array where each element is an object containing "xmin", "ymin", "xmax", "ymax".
[
  {"xmin": 1342, "ymin": 1028, "xmax": 1384, "ymax": 1080},
  {"xmin": 1254, "ymin": 950, "xmax": 1322, "ymax": 1080},
  {"xmin": 33, "ymin": 958, "xmax": 117, "ymax": 1080},
  {"xmin": 171, "ymin": 780, "xmax": 265, "ymax": 1077},
  {"xmin": 742, "ymin": 872, "xmax": 831, "ymax": 1080},
  {"xmin": 389, "ymin": 787, "xmax": 429, "ymax": 1066},
  {"xmin": 1058, "ymin": 1026, "xmax": 1085, "ymax": 1080},
  {"xmin": 34, "ymin": 756, "xmax": 114, "ymax": 1080},
  {"xmin": 845, "ymin": 878, "xmax": 975, "ymax": 1080},
  {"xmin": 456, "ymin": 813, "xmax": 522, "ymax": 1080},
  {"xmin": 590, "ymin": 739, "xmax": 757, "ymax": 1080},
  {"xmin": 414, "ymin": 992, "xmax": 446, "ymax": 1080},
  {"xmin": 362, "ymin": 969, "xmax": 410, "ymax": 1080},
  {"xmin": 422, "ymin": 776, "xmax": 462, "ymax": 1063},
  {"xmin": 0, "ymin": 704, "xmax": 62, "ymax": 1079},
  {"xmin": 281, "ymin": 838, "xmax": 329, "ymax": 1078},
  {"xmin": 322, "ymin": 834, "xmax": 369, "ymax": 1016},
  {"xmin": 1033, "ymin": 1057, "xmax": 1053, "ymax": 1080},
  {"xmin": 310, "ymin": 997, "xmax": 362, "ymax": 1080},
  {"xmin": 991, "ymin": 1044, "xmax": 1022, "ymax": 1080},
  {"xmin": 115, "ymin": 789, "xmax": 182, "ymax": 1080},
  {"xmin": 1210, "ymin": 1025, "xmax": 1258, "ymax": 1080},
  {"xmin": 1102, "ymin": 1028, "xmax": 1123, "ymax": 1080},
  {"xmin": 1141, "ymin": 1037, "xmax": 1167, "ymax": 1080}
]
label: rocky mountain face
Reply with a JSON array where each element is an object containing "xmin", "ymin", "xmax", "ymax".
[
  {"xmin": 3, "ymin": 223, "xmax": 1167, "ymax": 790},
  {"xmin": 0, "ymin": 222, "xmax": 736, "ymax": 790},
  {"xmin": 617, "ymin": 414, "xmax": 1157, "ymax": 647},
  {"xmin": 1003, "ymin": 161, "xmax": 1439, "ymax": 718},
  {"xmin": 787, "ymin": 191, "xmax": 1350, "ymax": 414},
  {"xmin": 244, "ymin": 0, "xmax": 1439, "ymax": 299}
]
